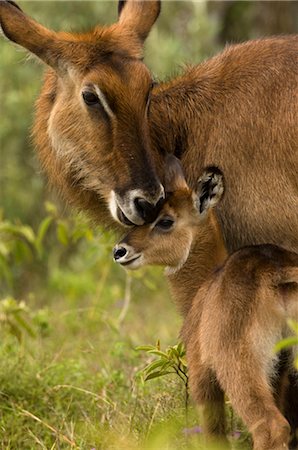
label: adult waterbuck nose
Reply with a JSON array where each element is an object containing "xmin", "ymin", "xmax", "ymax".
[
  {"xmin": 134, "ymin": 190, "xmax": 165, "ymax": 223},
  {"xmin": 111, "ymin": 183, "xmax": 165, "ymax": 226}
]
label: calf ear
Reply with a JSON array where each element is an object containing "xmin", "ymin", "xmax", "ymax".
[
  {"xmin": 195, "ymin": 167, "xmax": 224, "ymax": 215},
  {"xmin": 164, "ymin": 154, "xmax": 188, "ymax": 192},
  {"xmin": 118, "ymin": 0, "xmax": 160, "ymax": 43}
]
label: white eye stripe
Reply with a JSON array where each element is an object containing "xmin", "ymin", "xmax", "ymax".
[{"xmin": 93, "ymin": 85, "xmax": 115, "ymax": 119}]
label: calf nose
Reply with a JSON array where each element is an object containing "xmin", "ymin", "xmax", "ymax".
[
  {"xmin": 113, "ymin": 246, "xmax": 127, "ymax": 261},
  {"xmin": 135, "ymin": 195, "xmax": 164, "ymax": 223}
]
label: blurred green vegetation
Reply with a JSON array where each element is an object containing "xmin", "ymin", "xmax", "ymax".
[{"xmin": 0, "ymin": 1, "xmax": 297, "ymax": 448}]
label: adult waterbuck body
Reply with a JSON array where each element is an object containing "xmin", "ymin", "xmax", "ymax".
[
  {"xmin": 0, "ymin": 0, "xmax": 297, "ymax": 253},
  {"xmin": 114, "ymin": 158, "xmax": 298, "ymax": 450}
]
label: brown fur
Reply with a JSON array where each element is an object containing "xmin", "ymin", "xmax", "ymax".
[
  {"xmin": 115, "ymin": 164, "xmax": 298, "ymax": 449},
  {"xmin": 1, "ymin": 2, "xmax": 298, "ymax": 444},
  {"xmin": 0, "ymin": 1, "xmax": 297, "ymax": 247}
]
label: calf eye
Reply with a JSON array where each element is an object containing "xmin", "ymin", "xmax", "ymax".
[
  {"xmin": 82, "ymin": 91, "xmax": 99, "ymax": 106},
  {"xmin": 155, "ymin": 218, "xmax": 174, "ymax": 231}
]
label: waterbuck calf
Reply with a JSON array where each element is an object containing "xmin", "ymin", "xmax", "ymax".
[{"xmin": 113, "ymin": 157, "xmax": 298, "ymax": 450}]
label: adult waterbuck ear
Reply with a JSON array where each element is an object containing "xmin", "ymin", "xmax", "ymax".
[
  {"xmin": 118, "ymin": 0, "xmax": 161, "ymax": 43},
  {"xmin": 0, "ymin": 1, "xmax": 64, "ymax": 70},
  {"xmin": 164, "ymin": 154, "xmax": 189, "ymax": 193},
  {"xmin": 195, "ymin": 167, "xmax": 224, "ymax": 215}
]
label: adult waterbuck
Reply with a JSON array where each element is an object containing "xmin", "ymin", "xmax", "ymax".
[
  {"xmin": 114, "ymin": 157, "xmax": 298, "ymax": 450},
  {"xmin": 0, "ymin": 0, "xmax": 297, "ymax": 253}
]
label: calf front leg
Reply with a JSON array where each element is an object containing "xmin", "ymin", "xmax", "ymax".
[
  {"xmin": 188, "ymin": 363, "xmax": 230, "ymax": 448},
  {"xmin": 216, "ymin": 352, "xmax": 290, "ymax": 450},
  {"xmin": 273, "ymin": 350, "xmax": 298, "ymax": 450}
]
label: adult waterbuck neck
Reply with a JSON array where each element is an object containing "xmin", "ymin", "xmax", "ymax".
[{"xmin": 0, "ymin": 0, "xmax": 297, "ymax": 252}]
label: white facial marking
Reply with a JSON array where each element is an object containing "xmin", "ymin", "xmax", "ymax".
[
  {"xmin": 94, "ymin": 85, "xmax": 115, "ymax": 120},
  {"xmin": 109, "ymin": 191, "xmax": 121, "ymax": 224},
  {"xmin": 125, "ymin": 256, "xmax": 143, "ymax": 270},
  {"xmin": 110, "ymin": 189, "xmax": 148, "ymax": 226}
]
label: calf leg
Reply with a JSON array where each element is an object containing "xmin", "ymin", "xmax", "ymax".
[
  {"xmin": 217, "ymin": 353, "xmax": 290, "ymax": 450},
  {"xmin": 285, "ymin": 372, "xmax": 298, "ymax": 450},
  {"xmin": 188, "ymin": 363, "xmax": 230, "ymax": 448},
  {"xmin": 273, "ymin": 350, "xmax": 298, "ymax": 450}
]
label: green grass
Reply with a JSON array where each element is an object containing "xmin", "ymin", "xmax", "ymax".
[
  {"xmin": 0, "ymin": 210, "xmax": 252, "ymax": 449},
  {"xmin": 0, "ymin": 286, "xmax": 186, "ymax": 449},
  {"xmin": 0, "ymin": 281, "xmax": 252, "ymax": 450}
]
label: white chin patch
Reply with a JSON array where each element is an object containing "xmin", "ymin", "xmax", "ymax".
[
  {"xmin": 123, "ymin": 256, "xmax": 143, "ymax": 270},
  {"xmin": 109, "ymin": 191, "xmax": 121, "ymax": 224}
]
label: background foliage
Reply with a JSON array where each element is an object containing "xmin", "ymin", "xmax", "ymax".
[{"xmin": 0, "ymin": 1, "xmax": 297, "ymax": 448}]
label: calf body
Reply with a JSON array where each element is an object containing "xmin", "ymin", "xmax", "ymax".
[
  {"xmin": 114, "ymin": 161, "xmax": 298, "ymax": 449},
  {"xmin": 182, "ymin": 245, "xmax": 298, "ymax": 450}
]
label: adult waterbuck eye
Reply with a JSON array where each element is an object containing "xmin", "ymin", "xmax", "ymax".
[
  {"xmin": 155, "ymin": 218, "xmax": 174, "ymax": 231},
  {"xmin": 82, "ymin": 91, "xmax": 99, "ymax": 106}
]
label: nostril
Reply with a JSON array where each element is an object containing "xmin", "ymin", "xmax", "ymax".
[
  {"xmin": 113, "ymin": 246, "xmax": 127, "ymax": 261},
  {"xmin": 135, "ymin": 198, "xmax": 150, "ymax": 217},
  {"xmin": 134, "ymin": 198, "xmax": 158, "ymax": 222},
  {"xmin": 135, "ymin": 195, "xmax": 165, "ymax": 223}
]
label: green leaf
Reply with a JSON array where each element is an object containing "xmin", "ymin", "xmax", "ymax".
[
  {"xmin": 178, "ymin": 357, "xmax": 188, "ymax": 368},
  {"xmin": 0, "ymin": 241, "xmax": 9, "ymax": 258},
  {"xmin": 0, "ymin": 223, "xmax": 35, "ymax": 248},
  {"xmin": 44, "ymin": 202, "xmax": 58, "ymax": 216},
  {"xmin": 13, "ymin": 314, "xmax": 36, "ymax": 338},
  {"xmin": 148, "ymin": 350, "xmax": 169, "ymax": 359},
  {"xmin": 36, "ymin": 216, "xmax": 53, "ymax": 255},
  {"xmin": 0, "ymin": 222, "xmax": 17, "ymax": 234},
  {"xmin": 7, "ymin": 320, "xmax": 22, "ymax": 342},
  {"xmin": 287, "ymin": 319, "xmax": 298, "ymax": 335},
  {"xmin": 135, "ymin": 345, "xmax": 156, "ymax": 352},
  {"xmin": 177, "ymin": 342, "xmax": 185, "ymax": 354},
  {"xmin": 275, "ymin": 336, "xmax": 298, "ymax": 353},
  {"xmin": 18, "ymin": 226, "xmax": 35, "ymax": 244},
  {"xmin": 57, "ymin": 222, "xmax": 69, "ymax": 246},
  {"xmin": 144, "ymin": 359, "xmax": 169, "ymax": 375},
  {"xmin": 0, "ymin": 255, "xmax": 12, "ymax": 286},
  {"xmin": 145, "ymin": 370, "xmax": 173, "ymax": 381},
  {"xmin": 168, "ymin": 346, "xmax": 180, "ymax": 358}
]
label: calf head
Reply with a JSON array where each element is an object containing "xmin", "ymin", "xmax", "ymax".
[{"xmin": 113, "ymin": 156, "xmax": 224, "ymax": 270}]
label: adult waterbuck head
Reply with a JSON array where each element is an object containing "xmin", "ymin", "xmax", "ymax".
[{"xmin": 0, "ymin": 0, "xmax": 164, "ymax": 226}]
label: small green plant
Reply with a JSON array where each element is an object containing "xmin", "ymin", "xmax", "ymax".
[
  {"xmin": 0, "ymin": 296, "xmax": 35, "ymax": 342},
  {"xmin": 275, "ymin": 319, "xmax": 298, "ymax": 369},
  {"xmin": 136, "ymin": 340, "xmax": 189, "ymax": 407},
  {"xmin": 0, "ymin": 296, "xmax": 50, "ymax": 342}
]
